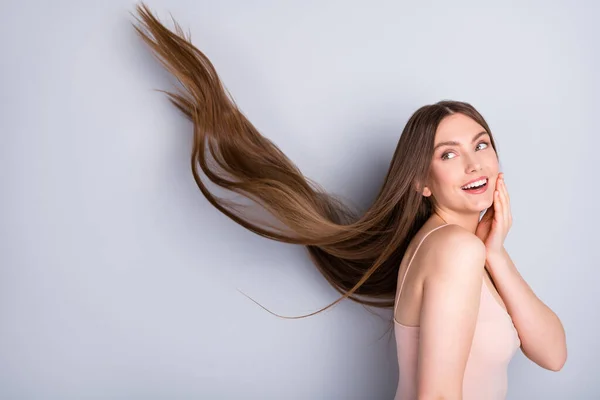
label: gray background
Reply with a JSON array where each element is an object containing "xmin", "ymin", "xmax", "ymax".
[{"xmin": 1, "ymin": 0, "xmax": 597, "ymax": 398}]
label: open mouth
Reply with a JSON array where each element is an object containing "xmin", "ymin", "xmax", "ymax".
[{"xmin": 461, "ymin": 178, "xmax": 488, "ymax": 192}]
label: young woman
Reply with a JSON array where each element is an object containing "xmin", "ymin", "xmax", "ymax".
[{"xmin": 131, "ymin": 4, "xmax": 567, "ymax": 399}]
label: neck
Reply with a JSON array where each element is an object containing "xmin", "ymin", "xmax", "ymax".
[{"xmin": 433, "ymin": 208, "xmax": 481, "ymax": 233}]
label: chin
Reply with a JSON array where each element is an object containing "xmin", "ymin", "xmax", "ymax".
[
  {"xmin": 482, "ymin": 196, "xmax": 494, "ymax": 210},
  {"xmin": 467, "ymin": 197, "xmax": 494, "ymax": 214}
]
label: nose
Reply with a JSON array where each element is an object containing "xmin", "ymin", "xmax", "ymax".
[{"xmin": 464, "ymin": 154, "xmax": 482, "ymax": 173}]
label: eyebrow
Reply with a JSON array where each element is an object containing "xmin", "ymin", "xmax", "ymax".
[{"xmin": 433, "ymin": 131, "xmax": 489, "ymax": 151}]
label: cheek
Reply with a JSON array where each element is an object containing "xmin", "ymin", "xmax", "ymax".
[
  {"xmin": 430, "ymin": 165, "xmax": 462, "ymax": 191},
  {"xmin": 484, "ymin": 153, "xmax": 500, "ymax": 173}
]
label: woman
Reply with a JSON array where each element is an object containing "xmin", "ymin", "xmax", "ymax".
[{"xmin": 131, "ymin": 4, "xmax": 567, "ymax": 399}]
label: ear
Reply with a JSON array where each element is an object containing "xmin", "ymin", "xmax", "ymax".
[{"xmin": 415, "ymin": 181, "xmax": 432, "ymax": 197}]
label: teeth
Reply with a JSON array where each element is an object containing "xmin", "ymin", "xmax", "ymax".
[{"xmin": 462, "ymin": 179, "xmax": 487, "ymax": 189}]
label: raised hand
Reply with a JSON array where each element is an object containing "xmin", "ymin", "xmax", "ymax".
[{"xmin": 475, "ymin": 172, "xmax": 512, "ymax": 255}]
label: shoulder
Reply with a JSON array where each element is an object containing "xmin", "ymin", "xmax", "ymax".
[
  {"xmin": 415, "ymin": 225, "xmax": 487, "ymax": 395},
  {"xmin": 426, "ymin": 224, "xmax": 485, "ymax": 254},
  {"xmin": 420, "ymin": 224, "xmax": 486, "ymax": 278}
]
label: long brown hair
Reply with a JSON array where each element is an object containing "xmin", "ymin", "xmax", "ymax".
[{"xmin": 131, "ymin": 3, "xmax": 498, "ymax": 317}]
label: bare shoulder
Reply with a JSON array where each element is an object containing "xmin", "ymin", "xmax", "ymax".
[
  {"xmin": 420, "ymin": 224, "xmax": 486, "ymax": 278},
  {"xmin": 416, "ymin": 225, "xmax": 487, "ymax": 393}
]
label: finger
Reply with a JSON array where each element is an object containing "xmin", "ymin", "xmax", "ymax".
[
  {"xmin": 498, "ymin": 180, "xmax": 510, "ymax": 228},
  {"xmin": 501, "ymin": 175, "xmax": 510, "ymax": 204},
  {"xmin": 494, "ymin": 188, "xmax": 502, "ymax": 223},
  {"xmin": 500, "ymin": 179, "xmax": 512, "ymax": 228}
]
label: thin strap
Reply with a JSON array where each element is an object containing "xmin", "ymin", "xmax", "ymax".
[{"xmin": 393, "ymin": 224, "xmax": 451, "ymax": 317}]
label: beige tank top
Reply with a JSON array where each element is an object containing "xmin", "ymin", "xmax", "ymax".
[{"xmin": 393, "ymin": 224, "xmax": 521, "ymax": 400}]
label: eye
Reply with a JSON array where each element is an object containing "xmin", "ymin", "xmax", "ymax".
[
  {"xmin": 476, "ymin": 141, "xmax": 489, "ymax": 151},
  {"xmin": 441, "ymin": 141, "xmax": 490, "ymax": 160},
  {"xmin": 441, "ymin": 151, "xmax": 456, "ymax": 160}
]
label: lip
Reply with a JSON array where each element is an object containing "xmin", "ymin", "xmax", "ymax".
[{"xmin": 461, "ymin": 176, "xmax": 488, "ymax": 188}]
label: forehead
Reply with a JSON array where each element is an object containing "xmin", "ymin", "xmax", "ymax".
[{"xmin": 435, "ymin": 113, "xmax": 486, "ymax": 142}]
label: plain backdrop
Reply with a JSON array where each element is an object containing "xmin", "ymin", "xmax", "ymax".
[{"xmin": 1, "ymin": 0, "xmax": 598, "ymax": 398}]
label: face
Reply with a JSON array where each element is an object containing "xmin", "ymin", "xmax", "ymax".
[{"xmin": 423, "ymin": 113, "xmax": 499, "ymax": 214}]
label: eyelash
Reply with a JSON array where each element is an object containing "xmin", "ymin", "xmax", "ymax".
[{"xmin": 441, "ymin": 141, "xmax": 489, "ymax": 160}]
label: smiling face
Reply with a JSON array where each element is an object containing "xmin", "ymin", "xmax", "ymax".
[{"xmin": 422, "ymin": 113, "xmax": 499, "ymax": 215}]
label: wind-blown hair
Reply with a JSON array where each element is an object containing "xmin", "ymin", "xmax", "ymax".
[{"xmin": 131, "ymin": 3, "xmax": 498, "ymax": 317}]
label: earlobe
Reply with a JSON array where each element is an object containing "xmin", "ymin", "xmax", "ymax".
[{"xmin": 415, "ymin": 181, "xmax": 432, "ymax": 197}]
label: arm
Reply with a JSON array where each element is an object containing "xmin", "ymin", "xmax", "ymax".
[
  {"xmin": 486, "ymin": 247, "xmax": 567, "ymax": 371},
  {"xmin": 477, "ymin": 174, "xmax": 567, "ymax": 371},
  {"xmin": 417, "ymin": 229, "xmax": 487, "ymax": 400}
]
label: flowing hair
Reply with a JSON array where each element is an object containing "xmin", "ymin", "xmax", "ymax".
[{"xmin": 130, "ymin": 3, "xmax": 498, "ymax": 317}]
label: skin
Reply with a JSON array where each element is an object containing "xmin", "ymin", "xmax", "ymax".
[{"xmin": 395, "ymin": 113, "xmax": 567, "ymax": 399}]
